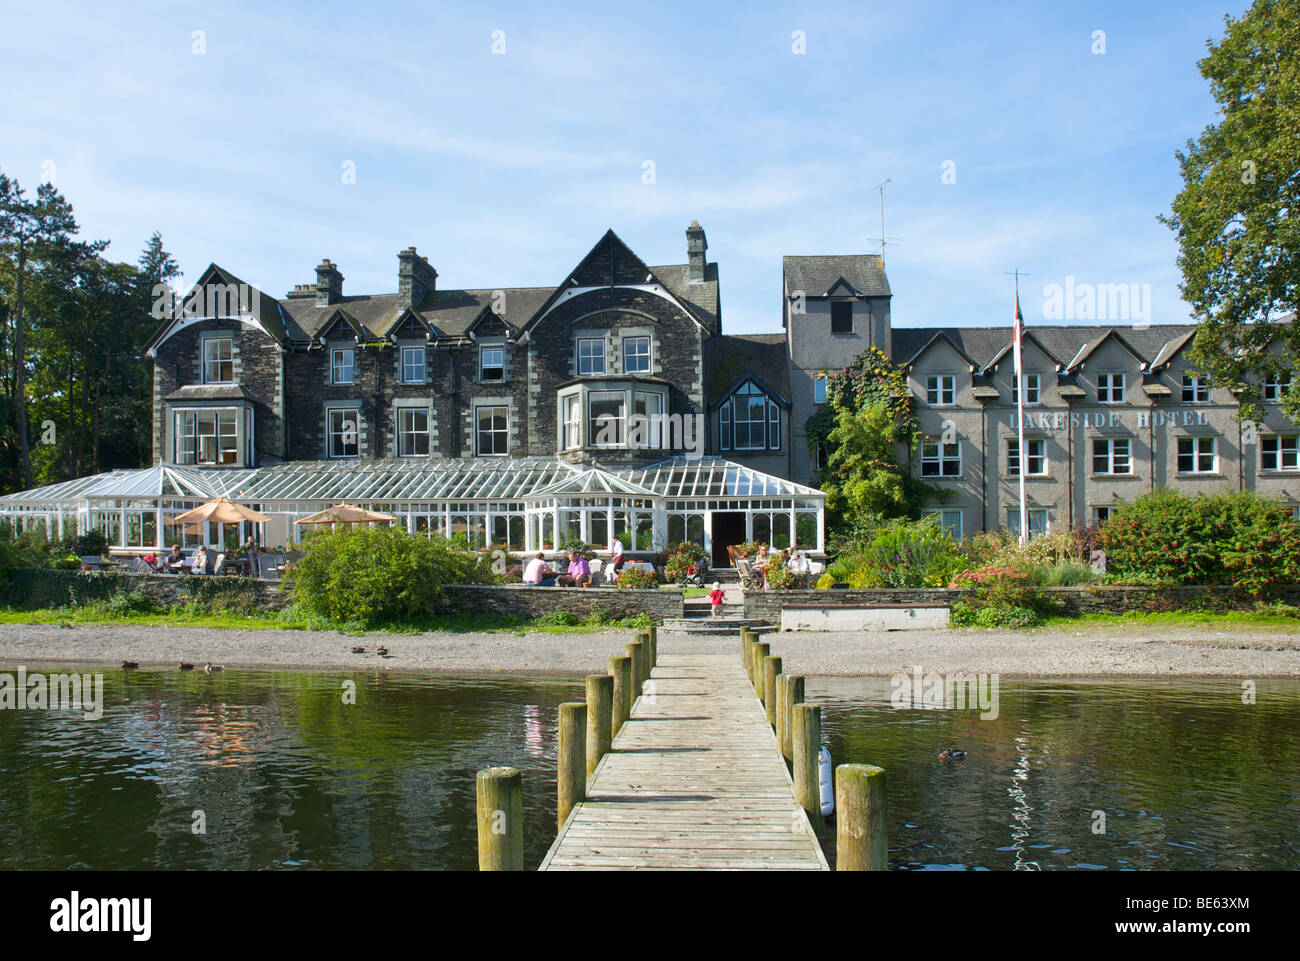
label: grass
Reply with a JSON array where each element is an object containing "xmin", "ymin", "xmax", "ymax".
[
  {"xmin": 0, "ymin": 602, "xmax": 654, "ymax": 636},
  {"xmin": 1039, "ymin": 609, "xmax": 1300, "ymax": 633}
]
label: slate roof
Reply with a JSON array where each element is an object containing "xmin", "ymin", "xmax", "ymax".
[
  {"xmin": 704, "ymin": 333, "xmax": 790, "ymax": 406},
  {"xmin": 892, "ymin": 324, "xmax": 1200, "ymax": 371},
  {"xmin": 783, "ymin": 255, "xmax": 891, "ymax": 298}
]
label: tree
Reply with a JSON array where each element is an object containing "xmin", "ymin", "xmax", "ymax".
[
  {"xmin": 1161, "ymin": 0, "xmax": 1300, "ymax": 422},
  {"xmin": 0, "ymin": 172, "xmax": 101, "ymax": 489},
  {"xmin": 806, "ymin": 345, "xmax": 943, "ymax": 534}
]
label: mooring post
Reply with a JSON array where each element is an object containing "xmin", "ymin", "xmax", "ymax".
[
  {"xmin": 476, "ymin": 766, "xmax": 523, "ymax": 871},
  {"xmin": 763, "ymin": 655, "xmax": 782, "ymax": 727},
  {"xmin": 627, "ymin": 639, "xmax": 645, "ymax": 695},
  {"xmin": 776, "ymin": 672, "xmax": 788, "ymax": 751},
  {"xmin": 585, "ymin": 674, "xmax": 613, "ymax": 779},
  {"xmin": 782, "ymin": 674, "xmax": 804, "ymax": 762},
  {"xmin": 557, "ymin": 702, "xmax": 587, "ymax": 831},
  {"xmin": 836, "ymin": 764, "xmax": 888, "ymax": 871},
  {"xmin": 647, "ymin": 624, "xmax": 658, "ymax": 667},
  {"xmin": 752, "ymin": 641, "xmax": 770, "ymax": 700},
  {"xmin": 741, "ymin": 628, "xmax": 754, "ymax": 680},
  {"xmin": 793, "ymin": 702, "xmax": 823, "ymax": 831},
  {"xmin": 609, "ymin": 655, "xmax": 632, "ymax": 737},
  {"xmin": 636, "ymin": 629, "xmax": 653, "ymax": 675}
]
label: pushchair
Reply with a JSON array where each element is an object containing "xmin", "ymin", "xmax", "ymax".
[{"xmin": 682, "ymin": 550, "xmax": 710, "ymax": 587}]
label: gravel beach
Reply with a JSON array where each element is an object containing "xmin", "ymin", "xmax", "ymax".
[{"xmin": 0, "ymin": 621, "xmax": 1297, "ymax": 677}]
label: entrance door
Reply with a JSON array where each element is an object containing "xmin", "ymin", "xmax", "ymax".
[{"xmin": 711, "ymin": 512, "xmax": 746, "ymax": 568}]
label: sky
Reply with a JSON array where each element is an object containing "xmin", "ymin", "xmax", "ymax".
[{"xmin": 0, "ymin": 0, "xmax": 1251, "ymax": 336}]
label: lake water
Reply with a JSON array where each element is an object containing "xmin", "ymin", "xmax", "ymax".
[{"xmin": 0, "ymin": 665, "xmax": 1295, "ymax": 870}]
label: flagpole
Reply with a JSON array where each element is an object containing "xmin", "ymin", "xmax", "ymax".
[{"xmin": 1014, "ymin": 285, "xmax": 1028, "ymax": 545}]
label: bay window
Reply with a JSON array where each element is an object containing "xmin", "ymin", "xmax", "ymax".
[{"xmin": 174, "ymin": 408, "xmax": 238, "ymax": 466}]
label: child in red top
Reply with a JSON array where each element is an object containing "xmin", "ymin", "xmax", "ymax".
[{"xmin": 708, "ymin": 583, "xmax": 725, "ymax": 617}]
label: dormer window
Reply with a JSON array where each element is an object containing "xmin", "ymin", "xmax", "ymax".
[
  {"xmin": 1011, "ymin": 373, "xmax": 1040, "ymax": 405},
  {"xmin": 203, "ymin": 337, "xmax": 233, "ymax": 384},
  {"xmin": 1181, "ymin": 373, "xmax": 1209, "ymax": 403},
  {"xmin": 1264, "ymin": 372, "xmax": 1293, "ymax": 402},
  {"xmin": 331, "ymin": 348, "xmax": 354, "ymax": 385},
  {"xmin": 402, "ymin": 346, "xmax": 426, "ymax": 384},
  {"xmin": 578, "ymin": 338, "xmax": 605, "ymax": 375},
  {"xmin": 622, "ymin": 335, "xmax": 651, "ymax": 374},
  {"xmin": 719, "ymin": 381, "xmax": 780, "ymax": 451},
  {"xmin": 1097, "ymin": 372, "xmax": 1125, "ymax": 404},
  {"xmin": 926, "ymin": 374, "xmax": 956, "ymax": 406},
  {"xmin": 480, "ymin": 346, "xmax": 504, "ymax": 381},
  {"xmin": 831, "ymin": 301, "xmax": 852, "ymax": 334}
]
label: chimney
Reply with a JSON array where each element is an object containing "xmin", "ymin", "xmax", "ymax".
[
  {"xmin": 315, "ymin": 259, "xmax": 343, "ymax": 306},
  {"xmin": 286, "ymin": 283, "xmax": 316, "ymax": 300},
  {"xmin": 398, "ymin": 247, "xmax": 439, "ymax": 308},
  {"xmin": 686, "ymin": 220, "xmax": 707, "ymax": 282}
]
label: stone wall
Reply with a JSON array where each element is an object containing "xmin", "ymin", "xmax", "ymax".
[
  {"xmin": 4, "ymin": 569, "xmax": 289, "ymax": 611},
  {"xmin": 744, "ymin": 584, "xmax": 1300, "ymax": 622},
  {"xmin": 433, "ymin": 584, "xmax": 683, "ymax": 621}
]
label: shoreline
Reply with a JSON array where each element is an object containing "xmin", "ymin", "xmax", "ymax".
[{"xmin": 0, "ymin": 622, "xmax": 1298, "ymax": 678}]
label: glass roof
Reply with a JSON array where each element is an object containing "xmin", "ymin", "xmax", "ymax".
[{"xmin": 0, "ymin": 456, "xmax": 824, "ymax": 509}]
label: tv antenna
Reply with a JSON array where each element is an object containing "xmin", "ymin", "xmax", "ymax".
[{"xmin": 873, "ymin": 179, "xmax": 902, "ymax": 257}]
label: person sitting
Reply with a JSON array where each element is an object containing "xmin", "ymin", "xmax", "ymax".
[
  {"xmin": 792, "ymin": 549, "xmax": 812, "ymax": 587},
  {"xmin": 140, "ymin": 552, "xmax": 159, "ymax": 574},
  {"xmin": 558, "ymin": 551, "xmax": 591, "ymax": 588},
  {"xmin": 523, "ymin": 552, "xmax": 556, "ymax": 587},
  {"xmin": 190, "ymin": 546, "xmax": 210, "ymax": 575},
  {"xmin": 165, "ymin": 545, "xmax": 185, "ymax": 572}
]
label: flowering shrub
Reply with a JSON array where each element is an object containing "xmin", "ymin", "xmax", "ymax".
[
  {"xmin": 765, "ymin": 564, "xmax": 800, "ymax": 590},
  {"xmin": 856, "ymin": 517, "xmax": 957, "ymax": 588},
  {"xmin": 948, "ymin": 564, "xmax": 1055, "ymax": 627},
  {"xmin": 615, "ymin": 567, "xmax": 658, "ymax": 590},
  {"xmin": 664, "ymin": 542, "xmax": 701, "ymax": 581}
]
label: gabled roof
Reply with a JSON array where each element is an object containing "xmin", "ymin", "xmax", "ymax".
[
  {"xmin": 708, "ymin": 374, "xmax": 791, "ymax": 411},
  {"xmin": 900, "ymin": 330, "xmax": 980, "ymax": 370},
  {"xmin": 982, "ymin": 330, "xmax": 1067, "ymax": 373},
  {"xmin": 889, "ymin": 324, "xmax": 1200, "ymax": 371},
  {"xmin": 314, "ymin": 307, "xmax": 375, "ymax": 344},
  {"xmin": 532, "ymin": 468, "xmax": 659, "ymax": 498},
  {"xmin": 1062, "ymin": 328, "xmax": 1150, "ymax": 372},
  {"xmin": 144, "ymin": 263, "xmax": 292, "ymax": 355},
  {"xmin": 704, "ymin": 333, "xmax": 789, "ymax": 405},
  {"xmin": 783, "ymin": 255, "xmax": 891, "ymax": 298},
  {"xmin": 522, "ymin": 229, "xmax": 717, "ymax": 336},
  {"xmin": 1148, "ymin": 329, "xmax": 1198, "ymax": 371}
]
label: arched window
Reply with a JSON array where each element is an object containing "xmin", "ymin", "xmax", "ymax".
[{"xmin": 719, "ymin": 381, "xmax": 781, "ymax": 451}]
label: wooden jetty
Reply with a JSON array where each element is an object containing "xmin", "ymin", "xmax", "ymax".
[{"xmin": 539, "ymin": 650, "xmax": 829, "ymax": 871}]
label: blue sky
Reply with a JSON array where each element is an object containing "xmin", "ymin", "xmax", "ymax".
[{"xmin": 1, "ymin": 0, "xmax": 1248, "ymax": 335}]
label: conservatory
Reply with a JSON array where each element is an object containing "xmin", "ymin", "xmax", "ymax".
[{"xmin": 0, "ymin": 457, "xmax": 825, "ymax": 563}]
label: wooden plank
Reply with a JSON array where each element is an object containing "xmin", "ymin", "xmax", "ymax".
[{"xmin": 539, "ymin": 648, "xmax": 828, "ymax": 871}]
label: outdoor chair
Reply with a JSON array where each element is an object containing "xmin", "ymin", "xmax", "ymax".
[
  {"xmin": 589, "ymin": 558, "xmax": 603, "ymax": 587},
  {"xmin": 212, "ymin": 553, "xmax": 226, "ymax": 576},
  {"xmin": 735, "ymin": 558, "xmax": 762, "ymax": 591}
]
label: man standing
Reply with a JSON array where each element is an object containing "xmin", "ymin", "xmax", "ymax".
[{"xmin": 610, "ymin": 536, "xmax": 625, "ymax": 579}]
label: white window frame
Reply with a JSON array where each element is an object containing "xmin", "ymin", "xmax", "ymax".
[
  {"xmin": 475, "ymin": 405, "xmax": 509, "ymax": 457},
  {"xmin": 622, "ymin": 335, "xmax": 651, "ymax": 374},
  {"xmin": 926, "ymin": 508, "xmax": 963, "ymax": 539},
  {"xmin": 562, "ymin": 393, "xmax": 581, "ymax": 450},
  {"xmin": 173, "ymin": 407, "xmax": 239, "ymax": 466},
  {"xmin": 1092, "ymin": 505, "xmax": 1116, "ymax": 524},
  {"xmin": 1181, "ymin": 372, "xmax": 1209, "ymax": 403},
  {"xmin": 202, "ymin": 336, "xmax": 234, "ymax": 384},
  {"xmin": 327, "ymin": 406, "xmax": 361, "ymax": 459},
  {"xmin": 1177, "ymin": 436, "xmax": 1217, "ymax": 474},
  {"xmin": 926, "ymin": 373, "xmax": 956, "ymax": 406},
  {"xmin": 1264, "ymin": 371, "xmax": 1293, "ymax": 402},
  {"xmin": 920, "ymin": 439, "xmax": 961, "ymax": 477},
  {"xmin": 1008, "ymin": 437, "xmax": 1047, "ymax": 477},
  {"xmin": 1261, "ymin": 435, "xmax": 1299, "ymax": 472},
  {"xmin": 1097, "ymin": 372, "xmax": 1125, "ymax": 404},
  {"xmin": 480, "ymin": 346, "xmax": 505, "ymax": 382},
  {"xmin": 632, "ymin": 389, "xmax": 665, "ymax": 449},
  {"xmin": 1007, "ymin": 508, "xmax": 1049, "ymax": 538},
  {"xmin": 396, "ymin": 406, "xmax": 430, "ymax": 458},
  {"xmin": 577, "ymin": 337, "xmax": 605, "ymax": 375},
  {"xmin": 1092, "ymin": 437, "xmax": 1132, "ymax": 475},
  {"xmin": 401, "ymin": 346, "xmax": 426, "ymax": 384},
  {"xmin": 589, "ymin": 391, "xmax": 626, "ymax": 448},
  {"xmin": 331, "ymin": 347, "xmax": 355, "ymax": 385},
  {"xmin": 1011, "ymin": 373, "xmax": 1040, "ymax": 405}
]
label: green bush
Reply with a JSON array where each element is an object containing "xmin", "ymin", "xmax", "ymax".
[
  {"xmin": 663, "ymin": 542, "xmax": 700, "ymax": 582},
  {"xmin": 856, "ymin": 516, "xmax": 959, "ymax": 588},
  {"xmin": 1100, "ymin": 489, "xmax": 1300, "ymax": 594},
  {"xmin": 615, "ymin": 567, "xmax": 658, "ymax": 589},
  {"xmin": 284, "ymin": 525, "xmax": 497, "ymax": 627}
]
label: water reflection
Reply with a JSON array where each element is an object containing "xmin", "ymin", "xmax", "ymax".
[{"xmin": 811, "ymin": 676, "xmax": 1300, "ymax": 871}]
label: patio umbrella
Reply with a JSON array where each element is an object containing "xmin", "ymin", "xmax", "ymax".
[
  {"xmin": 166, "ymin": 497, "xmax": 272, "ymax": 526},
  {"xmin": 294, "ymin": 503, "xmax": 396, "ymax": 525}
]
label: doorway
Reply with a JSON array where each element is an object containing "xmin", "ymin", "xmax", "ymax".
[{"xmin": 711, "ymin": 512, "xmax": 746, "ymax": 568}]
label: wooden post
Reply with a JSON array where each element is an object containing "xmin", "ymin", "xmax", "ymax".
[
  {"xmin": 476, "ymin": 766, "xmax": 523, "ymax": 871},
  {"xmin": 793, "ymin": 702, "xmax": 823, "ymax": 831},
  {"xmin": 782, "ymin": 674, "xmax": 804, "ymax": 762},
  {"xmin": 647, "ymin": 624, "xmax": 658, "ymax": 667},
  {"xmin": 763, "ymin": 655, "xmax": 782, "ymax": 727},
  {"xmin": 585, "ymin": 674, "xmax": 613, "ymax": 779},
  {"xmin": 741, "ymin": 628, "xmax": 754, "ymax": 679},
  {"xmin": 609, "ymin": 655, "xmax": 632, "ymax": 737},
  {"xmin": 752, "ymin": 641, "xmax": 769, "ymax": 700},
  {"xmin": 775, "ymin": 673, "xmax": 788, "ymax": 754},
  {"xmin": 627, "ymin": 639, "xmax": 645, "ymax": 695},
  {"xmin": 557, "ymin": 702, "xmax": 587, "ymax": 831},
  {"xmin": 836, "ymin": 764, "xmax": 888, "ymax": 871}
]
